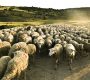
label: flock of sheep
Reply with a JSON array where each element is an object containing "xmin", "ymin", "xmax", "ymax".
[{"xmin": 0, "ymin": 24, "xmax": 90, "ymax": 80}]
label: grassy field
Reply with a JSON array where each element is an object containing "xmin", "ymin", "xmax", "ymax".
[
  {"xmin": 0, "ymin": 20, "xmax": 68, "ymax": 27},
  {"xmin": 0, "ymin": 20, "xmax": 90, "ymax": 29}
]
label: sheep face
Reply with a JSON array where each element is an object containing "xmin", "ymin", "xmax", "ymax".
[
  {"xmin": 62, "ymin": 41, "xmax": 67, "ymax": 48},
  {"xmin": 37, "ymin": 39, "xmax": 44, "ymax": 49},
  {"xmin": 67, "ymin": 49, "xmax": 76, "ymax": 57},
  {"xmin": 49, "ymin": 48, "xmax": 56, "ymax": 56},
  {"xmin": 79, "ymin": 44, "xmax": 84, "ymax": 51},
  {"xmin": 37, "ymin": 42, "xmax": 43, "ymax": 49},
  {"xmin": 38, "ymin": 43, "xmax": 42, "ymax": 49},
  {"xmin": 48, "ymin": 42, "xmax": 52, "ymax": 48}
]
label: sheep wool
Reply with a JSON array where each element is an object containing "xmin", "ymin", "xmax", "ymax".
[{"xmin": 1, "ymin": 51, "xmax": 29, "ymax": 80}]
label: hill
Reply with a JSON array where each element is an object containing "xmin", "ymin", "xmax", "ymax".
[{"xmin": 0, "ymin": 6, "xmax": 90, "ymax": 22}]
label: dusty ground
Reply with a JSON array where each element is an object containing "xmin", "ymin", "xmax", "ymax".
[{"xmin": 18, "ymin": 52, "xmax": 90, "ymax": 80}]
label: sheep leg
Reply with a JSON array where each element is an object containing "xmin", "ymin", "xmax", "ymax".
[
  {"xmin": 54, "ymin": 59, "xmax": 58, "ymax": 70},
  {"xmin": 69, "ymin": 58, "xmax": 73, "ymax": 70},
  {"xmin": 28, "ymin": 56, "xmax": 30, "ymax": 70},
  {"xmin": 24, "ymin": 70, "xmax": 26, "ymax": 80},
  {"xmin": 85, "ymin": 51, "xmax": 89, "ymax": 56},
  {"xmin": 17, "ymin": 75, "xmax": 20, "ymax": 80},
  {"xmin": 28, "ymin": 56, "xmax": 31, "ymax": 70},
  {"xmin": 38, "ymin": 49, "xmax": 40, "ymax": 54},
  {"xmin": 32, "ymin": 54, "xmax": 35, "ymax": 64},
  {"xmin": 16, "ymin": 70, "xmax": 21, "ymax": 80},
  {"xmin": 37, "ymin": 49, "xmax": 40, "ymax": 59}
]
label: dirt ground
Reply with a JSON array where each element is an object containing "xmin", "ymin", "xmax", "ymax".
[{"xmin": 18, "ymin": 51, "xmax": 90, "ymax": 80}]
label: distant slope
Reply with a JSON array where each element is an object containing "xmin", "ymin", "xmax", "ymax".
[
  {"xmin": 0, "ymin": 6, "xmax": 90, "ymax": 22},
  {"xmin": 66, "ymin": 7, "xmax": 90, "ymax": 20}
]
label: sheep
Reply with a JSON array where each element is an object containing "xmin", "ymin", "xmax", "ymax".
[
  {"xmin": 69, "ymin": 40, "xmax": 84, "ymax": 55},
  {"xmin": 65, "ymin": 44, "xmax": 76, "ymax": 70},
  {"xmin": 27, "ymin": 44, "xmax": 36, "ymax": 56},
  {"xmin": 3, "ymin": 32, "xmax": 14, "ymax": 44},
  {"xmin": 84, "ymin": 39, "xmax": 90, "ymax": 43},
  {"xmin": 45, "ymin": 38, "xmax": 53, "ymax": 48},
  {"xmin": 84, "ymin": 42, "xmax": 90, "ymax": 53},
  {"xmin": 31, "ymin": 32, "xmax": 39, "ymax": 39},
  {"xmin": 53, "ymin": 38, "xmax": 61, "ymax": 44},
  {"xmin": 65, "ymin": 36, "xmax": 72, "ymax": 43},
  {"xmin": 49, "ymin": 44, "xmax": 63, "ymax": 70},
  {"xmin": 0, "ymin": 56, "xmax": 11, "ymax": 79},
  {"xmin": 59, "ymin": 35, "xmax": 65, "ymax": 41},
  {"xmin": 17, "ymin": 32, "xmax": 32, "ymax": 43},
  {"xmin": 27, "ymin": 44, "xmax": 36, "ymax": 67},
  {"xmin": 9, "ymin": 30, "xmax": 16, "ymax": 36},
  {"xmin": 33, "ymin": 36, "xmax": 45, "ymax": 50},
  {"xmin": 45, "ymin": 36, "xmax": 53, "ymax": 48},
  {"xmin": 75, "ymin": 37, "xmax": 85, "ymax": 44},
  {"xmin": 61, "ymin": 41, "xmax": 67, "ymax": 48},
  {"xmin": 80, "ymin": 33, "xmax": 88, "ymax": 39},
  {"xmin": 8, "ymin": 42, "xmax": 29, "ymax": 58},
  {"xmin": 26, "ymin": 31, "xmax": 32, "ymax": 36},
  {"xmin": 0, "ymin": 33, "xmax": 4, "ymax": 41},
  {"xmin": 1, "ymin": 51, "xmax": 29, "ymax": 80},
  {"xmin": 25, "ymin": 36, "xmax": 32, "ymax": 44},
  {"xmin": 0, "ymin": 41, "xmax": 11, "ymax": 57}
]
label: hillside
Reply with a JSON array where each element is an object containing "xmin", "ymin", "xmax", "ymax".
[{"xmin": 0, "ymin": 6, "xmax": 90, "ymax": 22}]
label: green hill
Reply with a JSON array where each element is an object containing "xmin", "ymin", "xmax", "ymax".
[
  {"xmin": 0, "ymin": 6, "xmax": 62, "ymax": 21},
  {"xmin": 0, "ymin": 6, "xmax": 90, "ymax": 22}
]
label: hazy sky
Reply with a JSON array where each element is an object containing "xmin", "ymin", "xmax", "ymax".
[{"xmin": 0, "ymin": 0, "xmax": 90, "ymax": 9}]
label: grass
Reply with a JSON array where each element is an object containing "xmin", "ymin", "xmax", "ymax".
[
  {"xmin": 0, "ymin": 19, "xmax": 90, "ymax": 28},
  {"xmin": 0, "ymin": 20, "xmax": 68, "ymax": 27},
  {"xmin": 0, "ymin": 21, "xmax": 44, "ymax": 27}
]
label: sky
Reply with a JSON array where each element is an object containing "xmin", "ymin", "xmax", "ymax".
[{"xmin": 0, "ymin": 0, "xmax": 90, "ymax": 9}]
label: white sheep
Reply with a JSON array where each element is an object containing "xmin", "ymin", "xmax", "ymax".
[
  {"xmin": 18, "ymin": 32, "xmax": 32, "ymax": 43},
  {"xmin": 27, "ymin": 44, "xmax": 36, "ymax": 67},
  {"xmin": 65, "ymin": 44, "xmax": 76, "ymax": 70},
  {"xmin": 27, "ymin": 44, "xmax": 36, "ymax": 56},
  {"xmin": 53, "ymin": 38, "xmax": 61, "ymax": 44},
  {"xmin": 60, "ymin": 35, "xmax": 65, "ymax": 41},
  {"xmin": 49, "ymin": 44, "xmax": 63, "ymax": 70},
  {"xmin": 45, "ymin": 36, "xmax": 53, "ymax": 48},
  {"xmin": 3, "ymin": 33, "xmax": 14, "ymax": 44},
  {"xmin": 69, "ymin": 40, "xmax": 84, "ymax": 55},
  {"xmin": 31, "ymin": 32, "xmax": 39, "ymax": 39},
  {"xmin": 34, "ymin": 36, "xmax": 45, "ymax": 49},
  {"xmin": 8, "ymin": 42, "xmax": 29, "ymax": 58},
  {"xmin": 1, "ymin": 51, "xmax": 29, "ymax": 80}
]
